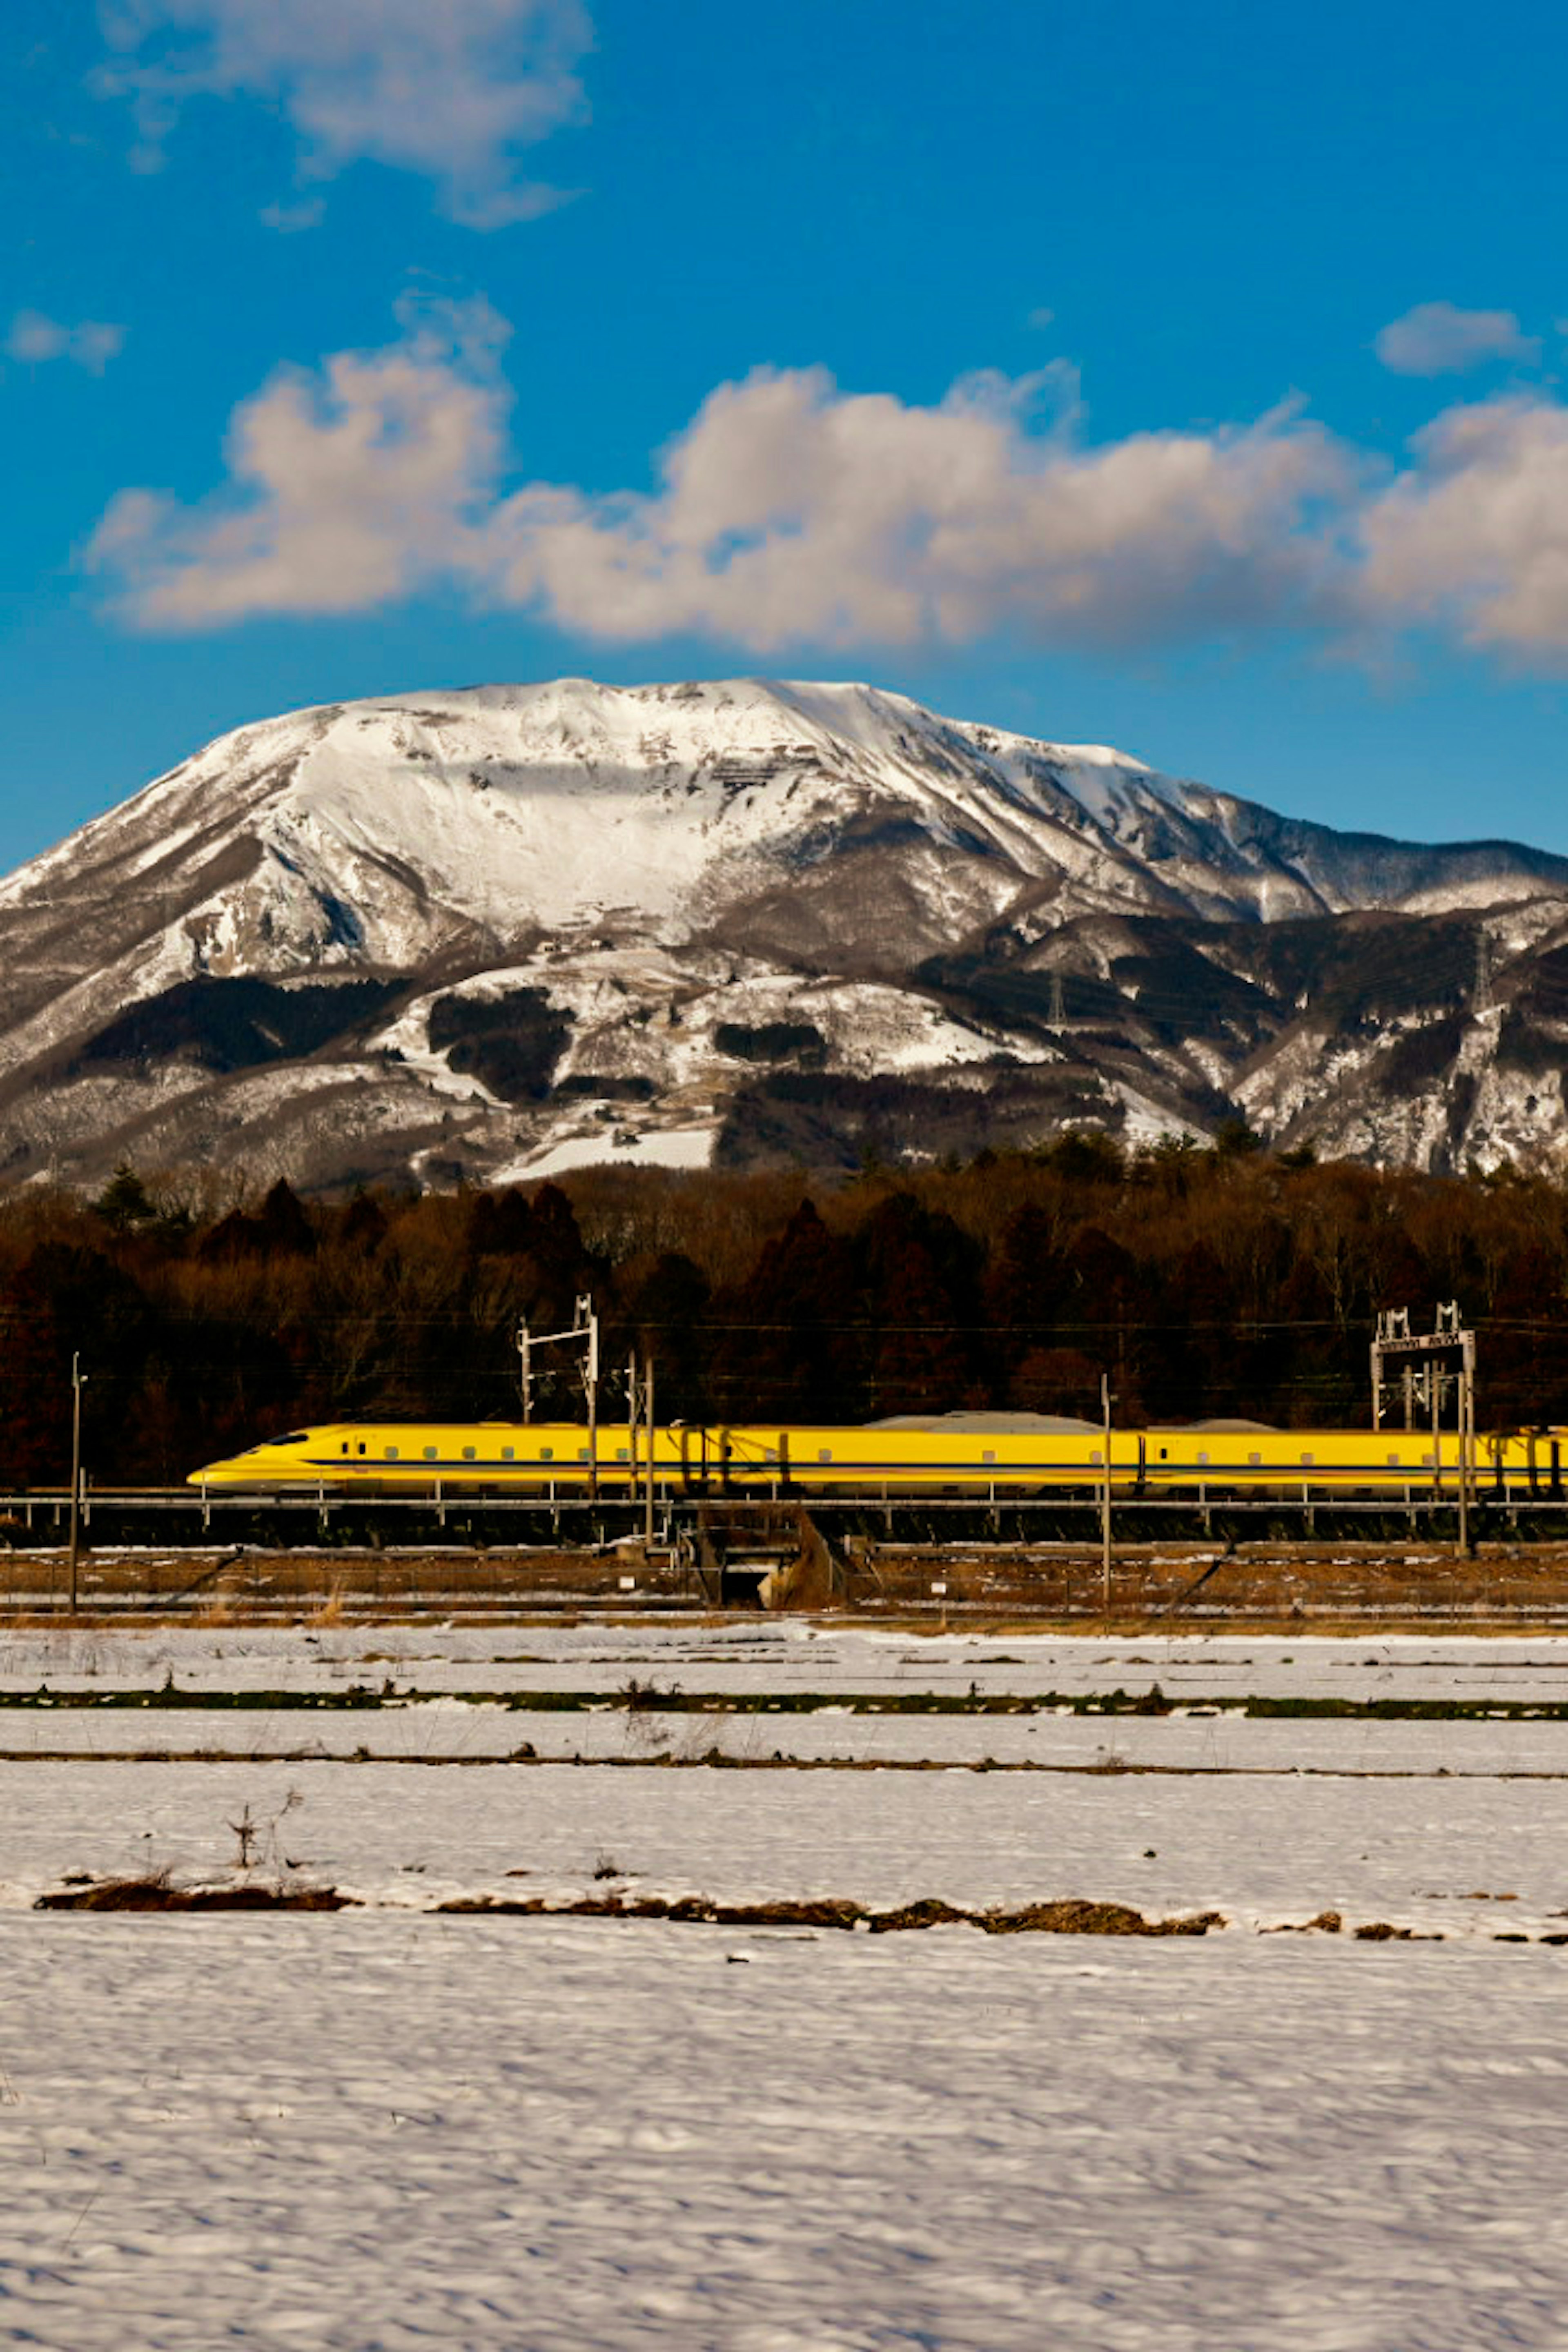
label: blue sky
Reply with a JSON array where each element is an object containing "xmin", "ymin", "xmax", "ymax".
[{"xmin": 7, "ymin": 0, "xmax": 1568, "ymax": 872}]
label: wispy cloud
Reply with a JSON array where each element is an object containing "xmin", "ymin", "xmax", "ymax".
[
  {"xmin": 1374, "ymin": 301, "xmax": 1538, "ymax": 376},
  {"xmin": 87, "ymin": 301, "xmax": 1568, "ymax": 671},
  {"xmin": 258, "ymin": 196, "xmax": 327, "ymax": 235},
  {"xmin": 96, "ymin": 0, "xmax": 592, "ymax": 227},
  {"xmin": 7, "ymin": 312, "xmax": 125, "ymax": 373}
]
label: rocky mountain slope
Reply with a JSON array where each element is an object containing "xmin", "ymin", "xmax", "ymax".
[{"xmin": 3, "ymin": 676, "xmax": 1568, "ymax": 1191}]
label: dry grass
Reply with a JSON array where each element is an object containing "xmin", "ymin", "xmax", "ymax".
[
  {"xmin": 35, "ymin": 1871, "xmax": 353, "ymax": 1911},
  {"xmin": 434, "ymin": 1891, "xmax": 1227, "ymax": 1935}
]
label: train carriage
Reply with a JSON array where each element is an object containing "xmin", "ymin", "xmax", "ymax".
[{"xmin": 188, "ymin": 1416, "xmax": 1557, "ymax": 1501}]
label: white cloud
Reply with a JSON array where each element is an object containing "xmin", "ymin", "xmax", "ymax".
[
  {"xmin": 87, "ymin": 297, "xmax": 509, "ymax": 624},
  {"xmin": 1359, "ymin": 396, "xmax": 1568, "ymax": 659},
  {"xmin": 86, "ymin": 316, "xmax": 1356, "ymax": 649},
  {"xmin": 7, "ymin": 312, "xmax": 125, "ymax": 373},
  {"xmin": 1374, "ymin": 301, "xmax": 1538, "ymax": 377},
  {"xmin": 96, "ymin": 0, "xmax": 591, "ymax": 227},
  {"xmin": 488, "ymin": 367, "xmax": 1353, "ymax": 650},
  {"xmin": 96, "ymin": 304, "xmax": 1568, "ymax": 669}
]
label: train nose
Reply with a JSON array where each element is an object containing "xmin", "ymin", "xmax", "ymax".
[{"xmin": 186, "ymin": 1452, "xmax": 250, "ymax": 1484}]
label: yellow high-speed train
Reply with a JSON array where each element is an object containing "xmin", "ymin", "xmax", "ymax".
[{"xmin": 187, "ymin": 1417, "xmax": 1566, "ymax": 1499}]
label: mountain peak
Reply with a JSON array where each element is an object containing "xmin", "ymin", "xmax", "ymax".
[{"xmin": 1, "ymin": 676, "xmax": 1566, "ymax": 1192}]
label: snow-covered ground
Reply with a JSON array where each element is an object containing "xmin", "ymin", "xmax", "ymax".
[
  {"xmin": 7, "ymin": 1622, "xmax": 1568, "ymax": 2347},
  {"xmin": 13, "ymin": 1619, "xmax": 1568, "ymax": 1700}
]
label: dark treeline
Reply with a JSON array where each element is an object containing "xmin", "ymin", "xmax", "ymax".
[{"xmin": 3, "ymin": 1132, "xmax": 1568, "ymax": 1487}]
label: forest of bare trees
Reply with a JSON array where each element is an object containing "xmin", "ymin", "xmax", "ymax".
[{"xmin": 1, "ymin": 1131, "xmax": 1566, "ymax": 1488}]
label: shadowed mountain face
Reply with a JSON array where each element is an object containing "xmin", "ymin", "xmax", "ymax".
[{"xmin": 2, "ymin": 675, "xmax": 1568, "ymax": 1192}]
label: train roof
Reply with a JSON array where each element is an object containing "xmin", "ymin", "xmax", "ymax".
[{"xmin": 867, "ymin": 1412, "xmax": 1102, "ymax": 1434}]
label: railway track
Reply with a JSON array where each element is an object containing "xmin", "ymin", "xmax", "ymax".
[
  {"xmin": 9, "ymin": 1526, "xmax": 1568, "ymax": 1625},
  {"xmin": 12, "ymin": 1485, "xmax": 1568, "ymax": 1550}
]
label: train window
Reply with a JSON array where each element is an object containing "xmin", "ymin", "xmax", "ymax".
[
  {"xmin": 1196, "ymin": 1451, "xmax": 1209, "ymax": 1466},
  {"xmin": 764, "ymin": 1448, "xmax": 777, "ymax": 1462},
  {"xmin": 982, "ymin": 1449, "xmax": 996, "ymax": 1464},
  {"xmin": 462, "ymin": 1447, "xmax": 476, "ymax": 1460},
  {"xmin": 540, "ymin": 1447, "xmax": 554, "ymax": 1461},
  {"xmin": 1159, "ymin": 1447, "xmax": 1168, "ymax": 1459},
  {"xmin": 384, "ymin": 1447, "xmax": 399, "ymax": 1460},
  {"xmin": 577, "ymin": 1448, "xmax": 589, "ymax": 1461},
  {"xmin": 1090, "ymin": 1450, "xmax": 1102, "ymax": 1466},
  {"xmin": 615, "ymin": 1447, "xmax": 628, "ymax": 1462},
  {"xmin": 423, "ymin": 1446, "xmax": 438, "ymax": 1460},
  {"xmin": 341, "ymin": 1443, "xmax": 348, "ymax": 1454},
  {"xmin": 1248, "ymin": 1452, "xmax": 1261, "ymax": 1465},
  {"xmin": 818, "ymin": 1448, "xmax": 833, "ymax": 1463},
  {"xmin": 1421, "ymin": 1452, "xmax": 1434, "ymax": 1466},
  {"xmin": 357, "ymin": 1443, "xmax": 366, "ymax": 1456},
  {"xmin": 502, "ymin": 1448, "xmax": 515, "ymax": 1462},
  {"xmin": 1387, "ymin": 1452, "xmax": 1400, "ymax": 1467},
  {"xmin": 1300, "ymin": 1452, "xmax": 1314, "ymax": 1466}
]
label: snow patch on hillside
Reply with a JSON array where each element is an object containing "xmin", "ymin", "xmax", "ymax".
[{"xmin": 496, "ymin": 1125, "xmax": 715, "ymax": 1181}]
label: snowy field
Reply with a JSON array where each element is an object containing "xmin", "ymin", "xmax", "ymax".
[{"xmin": 6, "ymin": 1621, "xmax": 1568, "ymax": 2348}]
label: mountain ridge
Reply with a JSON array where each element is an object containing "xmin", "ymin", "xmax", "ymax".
[{"xmin": 2, "ymin": 676, "xmax": 1567, "ymax": 1192}]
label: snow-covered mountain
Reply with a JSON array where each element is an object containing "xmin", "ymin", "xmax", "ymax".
[{"xmin": 4, "ymin": 676, "xmax": 1568, "ymax": 1190}]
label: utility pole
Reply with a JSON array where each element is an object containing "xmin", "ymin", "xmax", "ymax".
[
  {"xmin": 1458, "ymin": 1338, "xmax": 1477, "ymax": 1558},
  {"xmin": 627, "ymin": 1349, "xmax": 639, "ymax": 1508},
  {"xmin": 1100, "ymin": 1372, "xmax": 1114, "ymax": 1619},
  {"xmin": 644, "ymin": 1356, "xmax": 656, "ymax": 1550},
  {"xmin": 67, "ymin": 1354, "xmax": 86, "ymax": 1614},
  {"xmin": 517, "ymin": 1298, "xmax": 600, "ymax": 1494},
  {"xmin": 1372, "ymin": 1301, "xmax": 1481, "ymax": 1557},
  {"xmin": 579, "ymin": 1292, "xmax": 599, "ymax": 1501}
]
